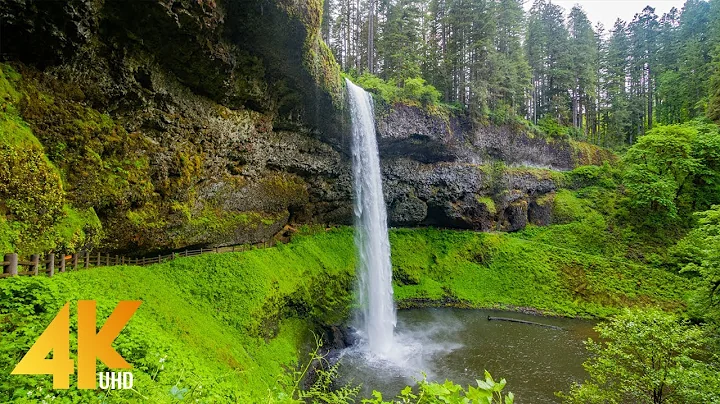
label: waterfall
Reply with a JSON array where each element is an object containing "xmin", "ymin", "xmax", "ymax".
[{"xmin": 346, "ymin": 79, "xmax": 396, "ymax": 355}]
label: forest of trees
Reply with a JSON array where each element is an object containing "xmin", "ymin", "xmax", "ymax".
[{"xmin": 323, "ymin": 0, "xmax": 720, "ymax": 147}]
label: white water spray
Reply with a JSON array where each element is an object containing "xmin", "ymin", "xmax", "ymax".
[{"xmin": 346, "ymin": 79, "xmax": 396, "ymax": 355}]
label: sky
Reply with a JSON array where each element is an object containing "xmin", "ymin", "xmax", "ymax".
[{"xmin": 524, "ymin": 0, "xmax": 688, "ymax": 30}]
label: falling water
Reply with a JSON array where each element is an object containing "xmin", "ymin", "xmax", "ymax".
[{"xmin": 346, "ymin": 79, "xmax": 396, "ymax": 355}]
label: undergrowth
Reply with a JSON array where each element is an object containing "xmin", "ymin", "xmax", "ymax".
[
  {"xmin": 0, "ymin": 224, "xmax": 690, "ymax": 401},
  {"xmin": 0, "ymin": 229, "xmax": 356, "ymax": 403}
]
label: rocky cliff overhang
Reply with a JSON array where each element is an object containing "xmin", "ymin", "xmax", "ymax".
[
  {"xmin": 1, "ymin": 0, "xmax": 345, "ymax": 140},
  {"xmin": 375, "ymin": 101, "xmax": 613, "ymax": 170},
  {"xmin": 0, "ymin": 0, "xmax": 615, "ymax": 255}
]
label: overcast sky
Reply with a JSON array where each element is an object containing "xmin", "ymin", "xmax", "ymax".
[{"xmin": 524, "ymin": 0, "xmax": 688, "ymax": 31}]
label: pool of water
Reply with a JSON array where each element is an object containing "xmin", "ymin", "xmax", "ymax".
[{"xmin": 336, "ymin": 308, "xmax": 596, "ymax": 403}]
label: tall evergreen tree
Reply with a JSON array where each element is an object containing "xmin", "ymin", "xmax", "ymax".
[
  {"xmin": 378, "ymin": 0, "xmax": 423, "ymax": 82},
  {"xmin": 605, "ymin": 19, "xmax": 631, "ymax": 145},
  {"xmin": 321, "ymin": 0, "xmax": 720, "ymax": 144},
  {"xmin": 526, "ymin": 0, "xmax": 572, "ymax": 124},
  {"xmin": 568, "ymin": 5, "xmax": 597, "ymax": 135},
  {"xmin": 494, "ymin": 0, "xmax": 530, "ymax": 115},
  {"xmin": 709, "ymin": 0, "xmax": 720, "ymax": 122},
  {"xmin": 655, "ymin": 7, "xmax": 683, "ymax": 124},
  {"xmin": 677, "ymin": 0, "xmax": 714, "ymax": 119},
  {"xmin": 628, "ymin": 6, "xmax": 659, "ymax": 140}
]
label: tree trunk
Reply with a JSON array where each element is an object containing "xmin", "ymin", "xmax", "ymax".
[
  {"xmin": 367, "ymin": 0, "xmax": 374, "ymax": 73},
  {"xmin": 648, "ymin": 65, "xmax": 653, "ymax": 130}
]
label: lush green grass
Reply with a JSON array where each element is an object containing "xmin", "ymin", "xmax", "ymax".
[
  {"xmin": 390, "ymin": 228, "xmax": 689, "ymax": 318},
  {"xmin": 0, "ymin": 228, "xmax": 356, "ymax": 403},
  {"xmin": 0, "ymin": 225, "xmax": 690, "ymax": 402}
]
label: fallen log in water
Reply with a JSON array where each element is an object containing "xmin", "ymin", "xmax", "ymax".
[{"xmin": 487, "ymin": 316, "xmax": 565, "ymax": 330}]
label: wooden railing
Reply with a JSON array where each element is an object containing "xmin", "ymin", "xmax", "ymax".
[{"xmin": 1, "ymin": 240, "xmax": 276, "ymax": 279}]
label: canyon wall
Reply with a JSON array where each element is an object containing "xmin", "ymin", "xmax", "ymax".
[{"xmin": 0, "ymin": 0, "xmax": 613, "ymax": 254}]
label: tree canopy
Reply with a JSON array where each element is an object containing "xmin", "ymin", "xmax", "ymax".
[{"xmin": 324, "ymin": 0, "xmax": 720, "ymax": 144}]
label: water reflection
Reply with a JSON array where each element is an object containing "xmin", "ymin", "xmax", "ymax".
[{"xmin": 337, "ymin": 308, "xmax": 596, "ymax": 403}]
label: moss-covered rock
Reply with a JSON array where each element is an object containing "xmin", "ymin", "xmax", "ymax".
[
  {"xmin": 0, "ymin": 64, "xmax": 101, "ymax": 255},
  {"xmin": 571, "ymin": 140, "xmax": 617, "ymax": 166}
]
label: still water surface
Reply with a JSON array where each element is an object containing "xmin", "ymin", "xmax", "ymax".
[{"xmin": 336, "ymin": 308, "xmax": 596, "ymax": 403}]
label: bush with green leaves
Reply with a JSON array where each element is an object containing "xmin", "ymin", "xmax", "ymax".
[
  {"xmin": 271, "ymin": 335, "xmax": 360, "ymax": 404},
  {"xmin": 350, "ymin": 73, "xmax": 442, "ymax": 107},
  {"xmin": 564, "ymin": 163, "xmax": 619, "ymax": 190},
  {"xmin": 537, "ymin": 117, "xmax": 569, "ymax": 139},
  {"xmin": 401, "ymin": 77, "xmax": 441, "ymax": 106},
  {"xmin": 672, "ymin": 205, "xmax": 720, "ymax": 322},
  {"xmin": 622, "ymin": 121, "xmax": 720, "ymax": 222},
  {"xmin": 361, "ymin": 372, "xmax": 513, "ymax": 404},
  {"xmin": 560, "ymin": 309, "xmax": 719, "ymax": 404}
]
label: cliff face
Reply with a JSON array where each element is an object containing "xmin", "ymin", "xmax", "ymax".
[{"xmin": 0, "ymin": 0, "xmax": 612, "ymax": 255}]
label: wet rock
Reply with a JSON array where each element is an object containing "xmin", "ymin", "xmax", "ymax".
[
  {"xmin": 374, "ymin": 102, "xmax": 611, "ymax": 171},
  {"xmin": 528, "ymin": 194, "xmax": 554, "ymax": 226},
  {"xmin": 324, "ymin": 325, "xmax": 358, "ymax": 350},
  {"xmin": 501, "ymin": 201, "xmax": 529, "ymax": 232},
  {"xmin": 389, "ymin": 195, "xmax": 428, "ymax": 225}
]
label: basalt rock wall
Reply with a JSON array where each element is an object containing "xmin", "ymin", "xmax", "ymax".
[{"xmin": 0, "ymin": 0, "xmax": 612, "ymax": 254}]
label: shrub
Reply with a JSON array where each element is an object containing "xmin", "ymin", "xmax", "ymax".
[
  {"xmin": 537, "ymin": 117, "xmax": 569, "ymax": 139},
  {"xmin": 349, "ymin": 73, "xmax": 442, "ymax": 108},
  {"xmin": 560, "ymin": 309, "xmax": 719, "ymax": 404}
]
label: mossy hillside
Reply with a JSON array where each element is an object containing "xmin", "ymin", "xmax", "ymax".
[
  {"xmin": 390, "ymin": 228, "xmax": 689, "ymax": 318},
  {"xmin": 517, "ymin": 164, "xmax": 692, "ymax": 266},
  {"xmin": 502, "ymin": 165, "xmax": 566, "ymax": 184},
  {"xmin": 571, "ymin": 140, "xmax": 617, "ymax": 166},
  {"xmin": 0, "ymin": 228, "xmax": 357, "ymax": 403},
  {"xmin": 17, "ymin": 65, "xmax": 156, "ymax": 212},
  {"xmin": 0, "ymin": 64, "xmax": 102, "ymax": 255},
  {"xmin": 476, "ymin": 196, "xmax": 496, "ymax": 215},
  {"xmin": 0, "ymin": 225, "xmax": 691, "ymax": 401}
]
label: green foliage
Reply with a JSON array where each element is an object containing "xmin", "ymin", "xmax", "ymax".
[
  {"xmin": 46, "ymin": 205, "xmax": 102, "ymax": 253},
  {"xmin": 0, "ymin": 64, "xmax": 101, "ymax": 255},
  {"xmin": 402, "ymin": 77, "xmax": 441, "ymax": 106},
  {"xmin": 305, "ymin": 33, "xmax": 345, "ymax": 107},
  {"xmin": 488, "ymin": 160, "xmax": 506, "ymax": 196},
  {"xmin": 476, "ymin": 197, "xmax": 496, "ymax": 215},
  {"xmin": 560, "ymin": 309, "xmax": 719, "ymax": 404},
  {"xmin": 570, "ymin": 141, "xmax": 617, "ymax": 166},
  {"xmin": 362, "ymin": 372, "xmax": 513, "ymax": 404},
  {"xmin": 350, "ymin": 73, "xmax": 443, "ymax": 108},
  {"xmin": 0, "ymin": 228, "xmax": 357, "ymax": 403},
  {"xmin": 551, "ymin": 190, "xmax": 591, "ymax": 224},
  {"xmin": 622, "ymin": 122, "xmax": 720, "ymax": 221},
  {"xmin": 514, "ymin": 177, "xmax": 691, "ymax": 267},
  {"xmin": 390, "ymin": 228, "xmax": 688, "ymax": 318},
  {"xmin": 710, "ymin": 52, "xmax": 720, "ymax": 122},
  {"xmin": 351, "ymin": 73, "xmax": 400, "ymax": 102},
  {"xmin": 564, "ymin": 163, "xmax": 618, "ymax": 190},
  {"xmin": 537, "ymin": 117, "xmax": 569, "ymax": 139},
  {"xmin": 672, "ymin": 205, "xmax": 720, "ymax": 322},
  {"xmin": 328, "ymin": 0, "xmax": 720, "ymax": 145},
  {"xmin": 375, "ymin": 0, "xmax": 422, "ymax": 84},
  {"xmin": 277, "ymin": 335, "xmax": 360, "ymax": 404}
]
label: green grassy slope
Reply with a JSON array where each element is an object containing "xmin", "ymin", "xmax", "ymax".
[
  {"xmin": 0, "ymin": 226, "xmax": 689, "ymax": 402},
  {"xmin": 0, "ymin": 228, "xmax": 356, "ymax": 403},
  {"xmin": 391, "ymin": 228, "xmax": 688, "ymax": 318}
]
